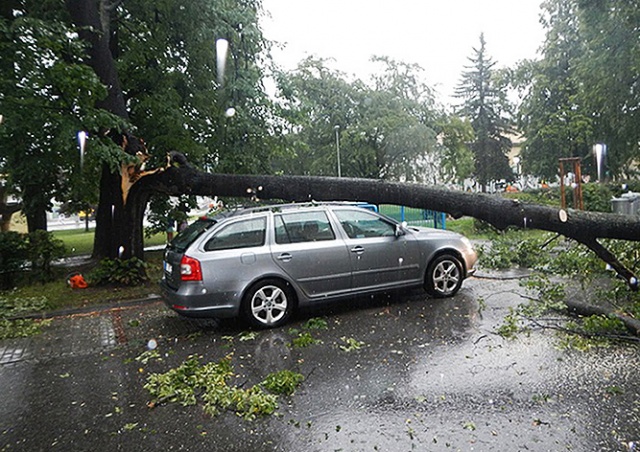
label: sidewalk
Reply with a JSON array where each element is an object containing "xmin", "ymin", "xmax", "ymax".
[{"xmin": 0, "ymin": 297, "xmax": 198, "ymax": 366}]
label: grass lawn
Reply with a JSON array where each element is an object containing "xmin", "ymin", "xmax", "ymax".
[
  {"xmin": 3, "ymin": 250, "xmax": 165, "ymax": 314},
  {"xmin": 53, "ymin": 228, "xmax": 168, "ymax": 256},
  {"xmin": 1, "ymin": 229, "xmax": 168, "ymax": 316}
]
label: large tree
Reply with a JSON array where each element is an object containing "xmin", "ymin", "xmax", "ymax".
[
  {"xmin": 576, "ymin": 0, "xmax": 640, "ymax": 178},
  {"xmin": 437, "ymin": 115, "xmax": 475, "ymax": 185},
  {"xmin": 515, "ymin": 0, "xmax": 593, "ymax": 180},
  {"xmin": 0, "ymin": 0, "xmax": 119, "ymax": 232},
  {"xmin": 274, "ymin": 56, "xmax": 443, "ymax": 182},
  {"xmin": 61, "ymin": 0, "xmax": 274, "ymax": 259},
  {"xmin": 515, "ymin": 0, "xmax": 640, "ymax": 180},
  {"xmin": 367, "ymin": 56, "xmax": 441, "ymax": 183},
  {"xmin": 456, "ymin": 33, "xmax": 513, "ymax": 191}
]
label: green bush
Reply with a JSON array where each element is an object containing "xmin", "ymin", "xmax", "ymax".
[
  {"xmin": 503, "ymin": 188, "xmax": 560, "ymax": 207},
  {"xmin": 504, "ymin": 183, "xmax": 614, "ymax": 213},
  {"xmin": 578, "ymin": 183, "xmax": 613, "ymax": 212},
  {"xmin": 87, "ymin": 257, "xmax": 149, "ymax": 286},
  {"xmin": 0, "ymin": 230, "xmax": 66, "ymax": 288},
  {"xmin": 0, "ymin": 231, "xmax": 29, "ymax": 289},
  {"xmin": 26, "ymin": 230, "xmax": 66, "ymax": 283}
]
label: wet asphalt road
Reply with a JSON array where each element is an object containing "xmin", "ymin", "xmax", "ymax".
[{"xmin": 1, "ymin": 273, "xmax": 639, "ymax": 452}]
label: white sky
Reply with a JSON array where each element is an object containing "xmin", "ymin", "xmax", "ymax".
[{"xmin": 260, "ymin": 0, "xmax": 546, "ymax": 105}]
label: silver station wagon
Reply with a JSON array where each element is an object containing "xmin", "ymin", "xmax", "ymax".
[{"xmin": 160, "ymin": 202, "xmax": 477, "ymax": 328}]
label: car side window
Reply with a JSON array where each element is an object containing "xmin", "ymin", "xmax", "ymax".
[
  {"xmin": 334, "ymin": 209, "xmax": 396, "ymax": 239},
  {"xmin": 204, "ymin": 217, "xmax": 266, "ymax": 251},
  {"xmin": 275, "ymin": 211, "xmax": 336, "ymax": 244}
]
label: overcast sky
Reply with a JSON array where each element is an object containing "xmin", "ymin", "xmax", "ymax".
[{"xmin": 260, "ymin": 0, "xmax": 546, "ymax": 104}]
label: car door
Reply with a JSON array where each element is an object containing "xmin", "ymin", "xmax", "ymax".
[
  {"xmin": 332, "ymin": 208, "xmax": 421, "ymax": 291},
  {"xmin": 270, "ymin": 209, "xmax": 352, "ymax": 299},
  {"xmin": 198, "ymin": 216, "xmax": 271, "ymax": 295}
]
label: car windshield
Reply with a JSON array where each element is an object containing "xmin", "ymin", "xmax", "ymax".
[{"xmin": 169, "ymin": 218, "xmax": 216, "ymax": 252}]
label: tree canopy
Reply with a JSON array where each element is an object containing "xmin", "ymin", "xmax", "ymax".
[
  {"xmin": 515, "ymin": 0, "xmax": 640, "ymax": 180},
  {"xmin": 0, "ymin": 1, "xmax": 121, "ymax": 231},
  {"xmin": 2, "ymin": 0, "xmax": 640, "ymax": 262},
  {"xmin": 273, "ymin": 56, "xmax": 448, "ymax": 183}
]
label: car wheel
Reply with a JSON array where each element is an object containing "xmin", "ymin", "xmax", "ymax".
[
  {"xmin": 425, "ymin": 254, "xmax": 463, "ymax": 298},
  {"xmin": 243, "ymin": 279, "xmax": 295, "ymax": 328}
]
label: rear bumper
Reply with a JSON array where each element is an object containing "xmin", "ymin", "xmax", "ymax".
[{"xmin": 159, "ymin": 279, "xmax": 240, "ymax": 319}]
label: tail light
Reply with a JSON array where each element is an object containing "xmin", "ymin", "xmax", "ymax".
[{"xmin": 180, "ymin": 255, "xmax": 202, "ymax": 281}]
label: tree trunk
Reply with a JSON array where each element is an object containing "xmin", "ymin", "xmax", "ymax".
[
  {"xmin": 92, "ymin": 167, "xmax": 122, "ymax": 259},
  {"xmin": 65, "ymin": 0, "xmax": 128, "ymax": 118},
  {"xmin": 0, "ymin": 185, "xmax": 21, "ymax": 232},
  {"xmin": 140, "ymin": 168, "xmax": 640, "ymax": 240},
  {"xmin": 22, "ymin": 184, "xmax": 48, "ymax": 232},
  {"xmin": 66, "ymin": 0, "xmax": 136, "ymax": 260}
]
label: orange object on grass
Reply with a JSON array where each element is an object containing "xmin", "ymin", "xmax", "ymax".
[{"xmin": 68, "ymin": 274, "xmax": 88, "ymax": 289}]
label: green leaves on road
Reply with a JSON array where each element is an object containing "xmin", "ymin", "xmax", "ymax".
[{"xmin": 144, "ymin": 354, "xmax": 303, "ymax": 420}]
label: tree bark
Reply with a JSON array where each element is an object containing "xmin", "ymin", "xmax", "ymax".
[
  {"xmin": 22, "ymin": 184, "xmax": 48, "ymax": 232},
  {"xmin": 140, "ymin": 167, "xmax": 640, "ymax": 241},
  {"xmin": 66, "ymin": 0, "xmax": 128, "ymax": 118}
]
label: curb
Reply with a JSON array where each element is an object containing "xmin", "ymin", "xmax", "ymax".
[{"xmin": 8, "ymin": 295, "xmax": 163, "ymax": 321}]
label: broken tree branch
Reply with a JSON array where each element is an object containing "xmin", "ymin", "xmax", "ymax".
[{"xmin": 563, "ymin": 299, "xmax": 640, "ymax": 336}]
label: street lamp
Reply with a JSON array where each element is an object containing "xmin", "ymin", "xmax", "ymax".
[{"xmin": 334, "ymin": 125, "xmax": 341, "ymax": 177}]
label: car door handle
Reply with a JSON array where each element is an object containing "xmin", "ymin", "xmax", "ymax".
[
  {"xmin": 276, "ymin": 253, "xmax": 293, "ymax": 262},
  {"xmin": 350, "ymin": 246, "xmax": 365, "ymax": 255}
]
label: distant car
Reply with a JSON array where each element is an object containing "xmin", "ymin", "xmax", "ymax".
[{"xmin": 160, "ymin": 202, "xmax": 477, "ymax": 328}]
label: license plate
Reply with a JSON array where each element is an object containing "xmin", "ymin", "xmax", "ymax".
[{"xmin": 164, "ymin": 261, "xmax": 172, "ymax": 273}]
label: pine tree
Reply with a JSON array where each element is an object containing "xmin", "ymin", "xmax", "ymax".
[{"xmin": 455, "ymin": 34, "xmax": 513, "ymax": 191}]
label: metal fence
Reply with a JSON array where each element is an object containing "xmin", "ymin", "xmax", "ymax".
[{"xmin": 378, "ymin": 205, "xmax": 446, "ymax": 229}]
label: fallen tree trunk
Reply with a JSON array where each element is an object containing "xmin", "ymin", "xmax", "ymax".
[
  {"xmin": 136, "ymin": 166, "xmax": 640, "ymax": 290},
  {"xmin": 127, "ymin": 163, "xmax": 640, "ymax": 336}
]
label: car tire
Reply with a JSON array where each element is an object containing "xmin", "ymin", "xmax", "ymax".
[
  {"xmin": 242, "ymin": 279, "xmax": 295, "ymax": 328},
  {"xmin": 425, "ymin": 253, "xmax": 463, "ymax": 298}
]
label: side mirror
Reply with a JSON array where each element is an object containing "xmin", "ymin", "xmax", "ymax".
[{"xmin": 395, "ymin": 224, "xmax": 406, "ymax": 237}]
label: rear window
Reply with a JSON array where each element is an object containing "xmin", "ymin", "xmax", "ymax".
[
  {"xmin": 169, "ymin": 218, "xmax": 216, "ymax": 252},
  {"xmin": 204, "ymin": 217, "xmax": 266, "ymax": 251}
]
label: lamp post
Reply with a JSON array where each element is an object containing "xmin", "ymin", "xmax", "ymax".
[{"xmin": 334, "ymin": 125, "xmax": 341, "ymax": 177}]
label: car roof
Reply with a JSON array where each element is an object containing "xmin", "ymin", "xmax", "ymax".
[{"xmin": 215, "ymin": 201, "xmax": 371, "ymax": 219}]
